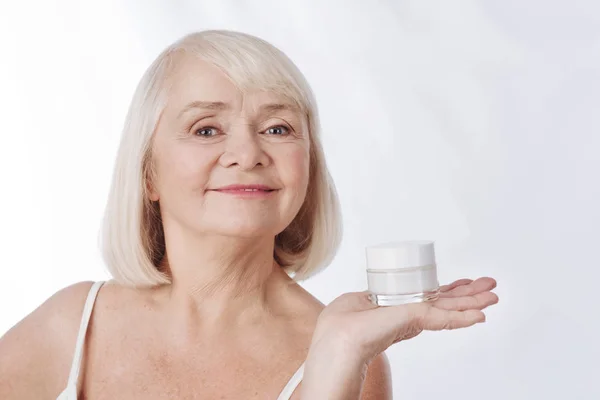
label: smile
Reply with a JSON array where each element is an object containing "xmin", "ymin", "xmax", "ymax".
[{"xmin": 210, "ymin": 188, "xmax": 278, "ymax": 197}]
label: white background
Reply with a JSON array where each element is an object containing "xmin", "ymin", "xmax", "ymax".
[{"xmin": 1, "ymin": 1, "xmax": 599, "ymax": 398}]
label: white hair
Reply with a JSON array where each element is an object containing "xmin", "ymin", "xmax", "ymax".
[{"xmin": 100, "ymin": 30, "xmax": 343, "ymax": 287}]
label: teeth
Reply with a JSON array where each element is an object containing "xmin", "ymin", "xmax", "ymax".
[{"xmin": 243, "ymin": 189, "xmax": 258, "ymax": 191}]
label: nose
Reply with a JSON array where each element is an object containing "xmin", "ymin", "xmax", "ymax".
[{"xmin": 218, "ymin": 124, "xmax": 270, "ymax": 170}]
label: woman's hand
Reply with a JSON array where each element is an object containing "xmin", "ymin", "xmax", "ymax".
[
  {"xmin": 301, "ymin": 277, "xmax": 498, "ymax": 399},
  {"xmin": 313, "ymin": 277, "xmax": 498, "ymax": 362}
]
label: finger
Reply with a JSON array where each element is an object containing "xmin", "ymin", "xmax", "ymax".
[
  {"xmin": 327, "ymin": 291, "xmax": 379, "ymax": 314},
  {"xmin": 433, "ymin": 291, "xmax": 499, "ymax": 311},
  {"xmin": 439, "ymin": 278, "xmax": 473, "ymax": 293},
  {"xmin": 417, "ymin": 306, "xmax": 486, "ymax": 330},
  {"xmin": 438, "ymin": 277, "xmax": 497, "ymax": 298}
]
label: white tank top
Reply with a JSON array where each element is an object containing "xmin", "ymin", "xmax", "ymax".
[{"xmin": 56, "ymin": 281, "xmax": 304, "ymax": 399}]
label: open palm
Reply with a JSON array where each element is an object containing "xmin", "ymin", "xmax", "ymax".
[{"xmin": 311, "ymin": 277, "xmax": 499, "ymax": 363}]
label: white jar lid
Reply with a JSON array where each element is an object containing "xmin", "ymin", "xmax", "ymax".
[{"xmin": 366, "ymin": 240, "xmax": 436, "ymax": 270}]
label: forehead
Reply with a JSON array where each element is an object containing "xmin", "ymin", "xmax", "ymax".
[{"xmin": 164, "ymin": 54, "xmax": 297, "ymax": 114}]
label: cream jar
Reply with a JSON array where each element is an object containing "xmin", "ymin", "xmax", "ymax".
[{"xmin": 366, "ymin": 240, "xmax": 440, "ymax": 306}]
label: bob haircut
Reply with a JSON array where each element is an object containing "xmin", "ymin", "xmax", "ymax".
[{"xmin": 100, "ymin": 29, "xmax": 342, "ymax": 287}]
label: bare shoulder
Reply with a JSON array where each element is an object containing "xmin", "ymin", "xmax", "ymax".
[
  {"xmin": 362, "ymin": 352, "xmax": 393, "ymax": 399},
  {"xmin": 0, "ymin": 280, "xmax": 97, "ymax": 399},
  {"xmin": 280, "ymin": 278, "xmax": 326, "ymax": 333}
]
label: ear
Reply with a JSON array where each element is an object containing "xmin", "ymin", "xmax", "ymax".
[{"xmin": 146, "ymin": 178, "xmax": 160, "ymax": 202}]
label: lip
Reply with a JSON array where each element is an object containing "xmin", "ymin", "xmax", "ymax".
[
  {"xmin": 213, "ymin": 184, "xmax": 276, "ymax": 191},
  {"xmin": 209, "ymin": 184, "xmax": 279, "ymax": 198}
]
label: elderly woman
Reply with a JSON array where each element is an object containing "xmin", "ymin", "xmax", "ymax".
[{"xmin": 0, "ymin": 30, "xmax": 498, "ymax": 399}]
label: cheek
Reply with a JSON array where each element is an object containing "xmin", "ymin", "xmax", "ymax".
[
  {"xmin": 278, "ymin": 146, "xmax": 310, "ymax": 191},
  {"xmin": 156, "ymin": 144, "xmax": 215, "ymax": 193}
]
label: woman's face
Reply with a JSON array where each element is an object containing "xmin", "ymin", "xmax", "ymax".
[{"xmin": 149, "ymin": 54, "xmax": 310, "ymax": 239}]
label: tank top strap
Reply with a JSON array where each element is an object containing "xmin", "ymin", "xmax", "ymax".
[
  {"xmin": 276, "ymin": 361, "xmax": 305, "ymax": 400},
  {"xmin": 65, "ymin": 281, "xmax": 105, "ymax": 388}
]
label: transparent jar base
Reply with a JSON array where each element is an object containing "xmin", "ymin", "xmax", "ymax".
[{"xmin": 369, "ymin": 289, "xmax": 440, "ymax": 306}]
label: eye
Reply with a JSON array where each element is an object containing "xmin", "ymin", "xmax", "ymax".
[
  {"xmin": 194, "ymin": 126, "xmax": 219, "ymax": 137},
  {"xmin": 264, "ymin": 125, "xmax": 290, "ymax": 135}
]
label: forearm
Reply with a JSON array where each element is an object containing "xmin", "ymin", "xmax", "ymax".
[{"xmin": 300, "ymin": 342, "xmax": 368, "ymax": 399}]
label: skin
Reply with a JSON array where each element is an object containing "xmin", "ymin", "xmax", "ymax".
[
  {"xmin": 0, "ymin": 53, "xmax": 392, "ymax": 399},
  {"xmin": 0, "ymin": 51, "xmax": 499, "ymax": 399}
]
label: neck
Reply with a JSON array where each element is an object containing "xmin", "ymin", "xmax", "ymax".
[{"xmin": 156, "ymin": 226, "xmax": 289, "ymax": 335}]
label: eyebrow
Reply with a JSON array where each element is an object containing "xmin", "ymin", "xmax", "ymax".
[{"xmin": 178, "ymin": 101, "xmax": 301, "ymax": 118}]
